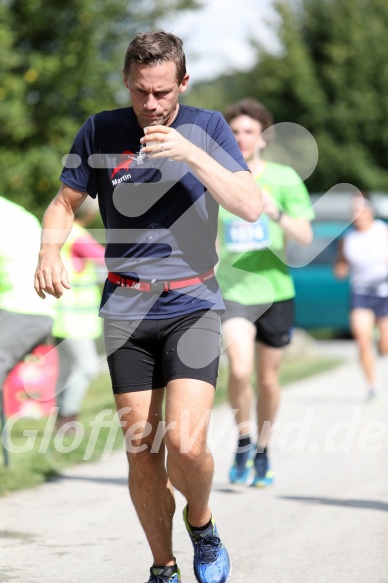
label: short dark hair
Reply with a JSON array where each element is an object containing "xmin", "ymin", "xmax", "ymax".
[
  {"xmin": 123, "ymin": 30, "xmax": 186, "ymax": 83},
  {"xmin": 224, "ymin": 99, "xmax": 274, "ymax": 135}
]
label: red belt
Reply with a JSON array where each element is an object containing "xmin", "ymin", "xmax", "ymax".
[{"xmin": 107, "ymin": 269, "xmax": 215, "ymax": 292}]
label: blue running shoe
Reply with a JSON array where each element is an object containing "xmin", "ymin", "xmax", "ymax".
[
  {"xmin": 145, "ymin": 564, "xmax": 181, "ymax": 583},
  {"xmin": 183, "ymin": 505, "xmax": 231, "ymax": 583},
  {"xmin": 229, "ymin": 441, "xmax": 253, "ymax": 485},
  {"xmin": 251, "ymin": 452, "xmax": 274, "ymax": 488}
]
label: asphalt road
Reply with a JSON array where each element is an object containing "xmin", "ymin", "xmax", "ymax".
[{"xmin": 0, "ymin": 341, "xmax": 387, "ymax": 583}]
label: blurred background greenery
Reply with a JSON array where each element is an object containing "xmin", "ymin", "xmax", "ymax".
[
  {"xmin": 184, "ymin": 0, "xmax": 388, "ymax": 196},
  {"xmin": 0, "ymin": 0, "xmax": 201, "ymax": 218},
  {"xmin": 2, "ymin": 0, "xmax": 388, "ymax": 220}
]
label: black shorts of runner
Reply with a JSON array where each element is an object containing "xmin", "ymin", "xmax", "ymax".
[
  {"xmin": 221, "ymin": 298, "xmax": 294, "ymax": 348},
  {"xmin": 105, "ymin": 310, "xmax": 221, "ymax": 393}
]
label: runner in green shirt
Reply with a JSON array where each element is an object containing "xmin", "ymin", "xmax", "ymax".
[{"xmin": 217, "ymin": 99, "xmax": 314, "ymax": 486}]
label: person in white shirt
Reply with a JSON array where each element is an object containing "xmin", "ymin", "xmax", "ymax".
[{"xmin": 335, "ymin": 193, "xmax": 388, "ymax": 399}]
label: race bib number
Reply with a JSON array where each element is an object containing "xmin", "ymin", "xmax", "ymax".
[{"xmin": 224, "ymin": 216, "xmax": 270, "ymax": 252}]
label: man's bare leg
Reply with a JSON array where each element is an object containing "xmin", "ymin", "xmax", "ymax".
[
  {"xmin": 222, "ymin": 318, "xmax": 256, "ymax": 436},
  {"xmin": 377, "ymin": 315, "xmax": 388, "ymax": 356},
  {"xmin": 115, "ymin": 389, "xmax": 176, "ymax": 567},
  {"xmin": 164, "ymin": 378, "xmax": 215, "ymax": 527},
  {"xmin": 351, "ymin": 309, "xmax": 377, "ymax": 389},
  {"xmin": 255, "ymin": 342, "xmax": 283, "ymax": 449},
  {"xmin": 163, "ymin": 378, "xmax": 231, "ymax": 583}
]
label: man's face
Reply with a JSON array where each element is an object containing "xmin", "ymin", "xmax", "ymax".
[
  {"xmin": 229, "ymin": 115, "xmax": 267, "ymax": 162},
  {"xmin": 123, "ymin": 61, "xmax": 189, "ymax": 129}
]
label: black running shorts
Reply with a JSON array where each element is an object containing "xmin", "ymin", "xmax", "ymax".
[
  {"xmin": 105, "ymin": 310, "xmax": 221, "ymax": 393},
  {"xmin": 221, "ymin": 299, "xmax": 294, "ymax": 348}
]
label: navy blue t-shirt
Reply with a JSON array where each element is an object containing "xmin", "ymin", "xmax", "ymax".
[{"xmin": 60, "ymin": 104, "xmax": 249, "ymax": 320}]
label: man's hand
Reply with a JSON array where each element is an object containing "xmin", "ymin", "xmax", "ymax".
[
  {"xmin": 141, "ymin": 124, "xmax": 262, "ymax": 223},
  {"xmin": 34, "ymin": 250, "xmax": 71, "ymax": 299},
  {"xmin": 140, "ymin": 125, "xmax": 193, "ymax": 162}
]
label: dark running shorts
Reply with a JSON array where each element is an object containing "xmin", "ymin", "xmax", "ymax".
[
  {"xmin": 104, "ymin": 310, "xmax": 221, "ymax": 393},
  {"xmin": 221, "ymin": 298, "xmax": 294, "ymax": 348},
  {"xmin": 351, "ymin": 292, "xmax": 388, "ymax": 319}
]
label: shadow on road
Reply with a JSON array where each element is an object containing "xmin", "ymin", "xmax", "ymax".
[
  {"xmin": 51, "ymin": 474, "xmax": 128, "ymax": 487},
  {"xmin": 50, "ymin": 475, "xmax": 245, "ymax": 496},
  {"xmin": 280, "ymin": 495, "xmax": 388, "ymax": 512}
]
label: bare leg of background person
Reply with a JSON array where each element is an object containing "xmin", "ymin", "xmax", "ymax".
[
  {"xmin": 255, "ymin": 343, "xmax": 283, "ymax": 450},
  {"xmin": 222, "ymin": 318, "xmax": 256, "ymax": 436},
  {"xmin": 0, "ymin": 389, "xmax": 9, "ymax": 467},
  {"xmin": 55, "ymin": 337, "xmax": 101, "ymax": 427},
  {"xmin": 164, "ymin": 378, "xmax": 215, "ymax": 527},
  {"xmin": 376, "ymin": 315, "xmax": 388, "ymax": 356},
  {"xmin": 351, "ymin": 309, "xmax": 377, "ymax": 391},
  {"xmin": 115, "ymin": 389, "xmax": 176, "ymax": 567}
]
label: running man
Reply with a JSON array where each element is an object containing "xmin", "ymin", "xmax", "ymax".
[
  {"xmin": 34, "ymin": 31, "xmax": 262, "ymax": 583},
  {"xmin": 217, "ymin": 99, "xmax": 314, "ymax": 487}
]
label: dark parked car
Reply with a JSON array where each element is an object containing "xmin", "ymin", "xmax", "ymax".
[{"xmin": 288, "ymin": 192, "xmax": 388, "ymax": 333}]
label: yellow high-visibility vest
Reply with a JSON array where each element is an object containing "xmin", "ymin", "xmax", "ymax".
[{"xmin": 52, "ymin": 222, "xmax": 102, "ymax": 339}]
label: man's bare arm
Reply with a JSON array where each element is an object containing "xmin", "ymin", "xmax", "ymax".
[
  {"xmin": 333, "ymin": 238, "xmax": 349, "ymax": 279},
  {"xmin": 34, "ymin": 184, "xmax": 88, "ymax": 299}
]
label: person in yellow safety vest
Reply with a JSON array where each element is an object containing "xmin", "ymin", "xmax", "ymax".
[
  {"xmin": 0, "ymin": 196, "xmax": 55, "ymax": 465},
  {"xmin": 53, "ymin": 196, "xmax": 106, "ymax": 429},
  {"xmin": 0, "ymin": 198, "xmax": 55, "ymax": 382}
]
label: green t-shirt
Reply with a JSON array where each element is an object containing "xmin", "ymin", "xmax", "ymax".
[
  {"xmin": 0, "ymin": 197, "xmax": 54, "ymax": 317},
  {"xmin": 217, "ymin": 162, "xmax": 314, "ymax": 305}
]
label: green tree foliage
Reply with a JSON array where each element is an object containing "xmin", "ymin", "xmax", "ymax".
[
  {"xmin": 186, "ymin": 0, "xmax": 388, "ymax": 192},
  {"xmin": 0, "ymin": 0, "xmax": 200, "ymax": 217}
]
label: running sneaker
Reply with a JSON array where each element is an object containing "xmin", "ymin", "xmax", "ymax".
[
  {"xmin": 229, "ymin": 441, "xmax": 254, "ymax": 485},
  {"xmin": 251, "ymin": 452, "xmax": 274, "ymax": 488},
  {"xmin": 145, "ymin": 564, "xmax": 181, "ymax": 583},
  {"xmin": 366, "ymin": 386, "xmax": 379, "ymax": 402},
  {"xmin": 183, "ymin": 505, "xmax": 231, "ymax": 583}
]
